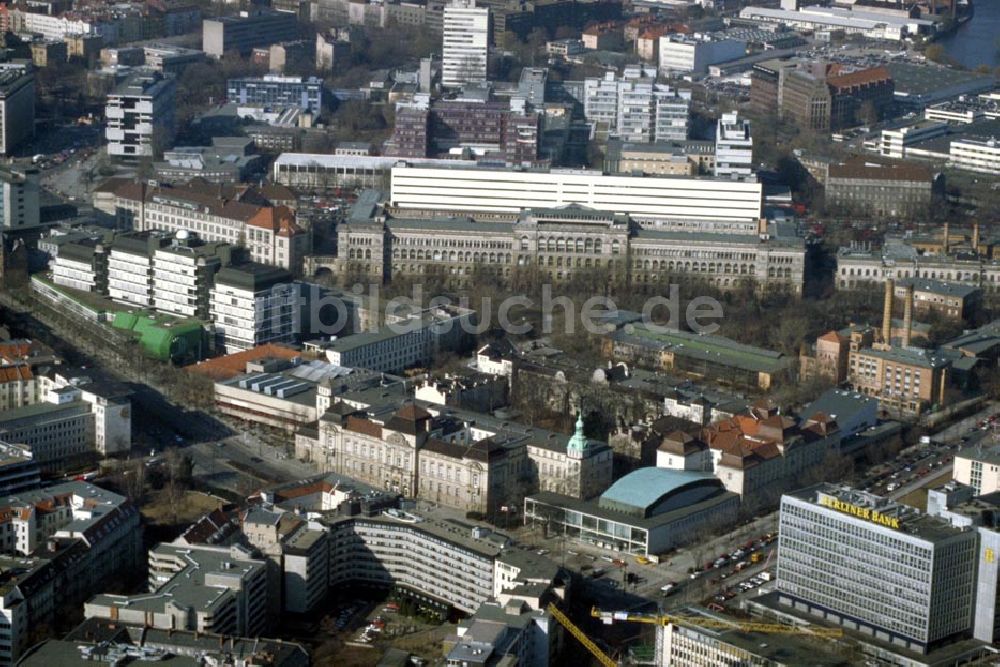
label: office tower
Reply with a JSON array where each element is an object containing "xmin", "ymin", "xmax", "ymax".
[{"xmin": 442, "ymin": 0, "xmax": 489, "ymax": 88}]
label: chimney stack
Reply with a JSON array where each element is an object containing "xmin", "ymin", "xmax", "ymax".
[
  {"xmin": 973, "ymin": 223, "xmax": 980, "ymax": 253},
  {"xmin": 882, "ymin": 279, "xmax": 894, "ymax": 344},
  {"xmin": 902, "ymin": 283, "xmax": 914, "ymax": 348},
  {"xmin": 943, "ymin": 222, "xmax": 950, "ymax": 254}
]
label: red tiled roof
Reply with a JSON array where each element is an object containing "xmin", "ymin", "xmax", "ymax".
[
  {"xmin": 346, "ymin": 415, "xmax": 382, "ymax": 439},
  {"xmin": 187, "ymin": 344, "xmax": 301, "ymax": 382},
  {"xmin": 0, "ymin": 365, "xmax": 32, "ymax": 382}
]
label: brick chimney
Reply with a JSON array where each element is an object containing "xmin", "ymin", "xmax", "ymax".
[
  {"xmin": 973, "ymin": 223, "xmax": 980, "ymax": 253},
  {"xmin": 902, "ymin": 283, "xmax": 914, "ymax": 348},
  {"xmin": 943, "ymin": 222, "xmax": 949, "ymax": 254},
  {"xmin": 882, "ymin": 279, "xmax": 894, "ymax": 344}
]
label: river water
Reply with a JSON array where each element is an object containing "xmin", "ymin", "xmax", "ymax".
[{"xmin": 939, "ymin": 0, "xmax": 1000, "ymax": 69}]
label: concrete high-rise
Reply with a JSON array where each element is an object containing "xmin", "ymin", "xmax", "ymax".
[
  {"xmin": 442, "ymin": 0, "xmax": 489, "ymax": 88},
  {"xmin": 777, "ymin": 484, "xmax": 978, "ymax": 654},
  {"xmin": 715, "ymin": 111, "xmax": 753, "ymax": 180}
]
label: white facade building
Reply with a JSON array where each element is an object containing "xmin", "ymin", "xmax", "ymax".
[
  {"xmin": 442, "ymin": 0, "xmax": 489, "ymax": 88},
  {"xmin": 389, "ymin": 165, "xmax": 763, "ymax": 222},
  {"xmin": 0, "ymin": 65, "xmax": 35, "ymax": 156},
  {"xmin": 658, "ymin": 36, "xmax": 746, "ymax": 75},
  {"xmin": 878, "ymin": 121, "xmax": 948, "ymax": 159},
  {"xmin": 107, "ymin": 240, "xmax": 155, "ymax": 308},
  {"xmin": 105, "ymin": 69, "xmax": 176, "ymax": 160},
  {"xmin": 209, "ymin": 264, "xmax": 300, "ymax": 353},
  {"xmin": 949, "ymin": 137, "xmax": 1000, "ymax": 175},
  {"xmin": 584, "ymin": 72, "xmax": 690, "ymax": 143},
  {"xmin": 715, "ymin": 111, "xmax": 753, "ymax": 179}
]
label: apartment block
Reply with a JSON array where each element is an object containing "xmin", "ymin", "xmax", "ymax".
[
  {"xmin": 328, "ymin": 512, "xmax": 503, "ymax": 614},
  {"xmin": 202, "ymin": 9, "xmax": 299, "ymax": 58},
  {"xmin": 583, "ymin": 71, "xmax": 691, "ymax": 143},
  {"xmin": 210, "ymin": 263, "xmax": 300, "ymax": 353},
  {"xmin": 0, "ymin": 482, "xmax": 143, "ymax": 665},
  {"xmin": 0, "ymin": 64, "xmax": 35, "ymax": 156},
  {"xmin": 105, "ymin": 69, "xmax": 176, "ymax": 161},
  {"xmin": 86, "ymin": 543, "xmax": 269, "ymax": 637}
]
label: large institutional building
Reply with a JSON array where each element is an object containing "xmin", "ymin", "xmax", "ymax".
[
  {"xmin": 335, "ymin": 194, "xmax": 805, "ymax": 294},
  {"xmin": 388, "ymin": 164, "xmax": 764, "ymax": 222},
  {"xmin": 298, "ymin": 402, "xmax": 613, "ymax": 515},
  {"xmin": 112, "ymin": 181, "xmax": 309, "ymax": 271}
]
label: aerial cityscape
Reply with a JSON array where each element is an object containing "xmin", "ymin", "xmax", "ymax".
[{"xmin": 0, "ymin": 0, "xmax": 996, "ymax": 664}]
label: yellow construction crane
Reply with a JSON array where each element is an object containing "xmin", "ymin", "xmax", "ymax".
[
  {"xmin": 547, "ymin": 603, "xmax": 618, "ymax": 667},
  {"xmin": 590, "ymin": 607, "xmax": 844, "ymax": 639}
]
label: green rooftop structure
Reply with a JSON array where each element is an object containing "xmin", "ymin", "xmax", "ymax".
[
  {"xmin": 111, "ymin": 311, "xmax": 206, "ymax": 364},
  {"xmin": 608, "ymin": 323, "xmax": 795, "ymax": 390}
]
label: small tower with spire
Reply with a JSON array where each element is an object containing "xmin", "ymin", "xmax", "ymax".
[{"xmin": 567, "ymin": 411, "xmax": 589, "ymax": 460}]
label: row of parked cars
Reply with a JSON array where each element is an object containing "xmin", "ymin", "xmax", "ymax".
[{"xmin": 693, "ymin": 533, "xmax": 777, "ymax": 578}]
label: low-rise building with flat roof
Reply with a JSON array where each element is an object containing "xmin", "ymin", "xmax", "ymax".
[
  {"xmin": 524, "ymin": 467, "xmax": 739, "ymax": 556},
  {"xmin": 605, "ymin": 324, "xmax": 796, "ymax": 390}
]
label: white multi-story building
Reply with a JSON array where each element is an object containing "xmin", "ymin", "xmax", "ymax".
[
  {"xmin": 584, "ymin": 72, "xmax": 690, "ymax": 143},
  {"xmin": 777, "ymin": 485, "xmax": 978, "ymax": 654},
  {"xmin": 209, "ymin": 263, "xmax": 300, "ymax": 353},
  {"xmin": 442, "ymin": 0, "xmax": 489, "ymax": 88},
  {"xmin": 106, "ymin": 232, "xmax": 165, "ymax": 308},
  {"xmin": 878, "ymin": 121, "xmax": 948, "ymax": 159},
  {"xmin": 105, "ymin": 69, "xmax": 176, "ymax": 160},
  {"xmin": 658, "ymin": 35, "xmax": 746, "ymax": 75},
  {"xmin": 0, "ymin": 65, "xmax": 35, "ymax": 156},
  {"xmin": 949, "ymin": 137, "xmax": 1000, "ymax": 175},
  {"xmin": 0, "ymin": 166, "xmax": 40, "ymax": 232},
  {"xmin": 715, "ymin": 111, "xmax": 753, "ymax": 179},
  {"xmin": 389, "ymin": 165, "xmax": 763, "ymax": 222},
  {"xmin": 151, "ymin": 233, "xmax": 229, "ymax": 319}
]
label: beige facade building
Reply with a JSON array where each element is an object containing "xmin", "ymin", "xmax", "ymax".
[
  {"xmin": 113, "ymin": 181, "xmax": 309, "ymax": 271},
  {"xmin": 953, "ymin": 444, "xmax": 1000, "ymax": 496},
  {"xmin": 298, "ymin": 402, "xmax": 613, "ymax": 515},
  {"xmin": 337, "ymin": 205, "xmax": 806, "ymax": 294}
]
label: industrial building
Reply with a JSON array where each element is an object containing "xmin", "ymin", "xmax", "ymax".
[{"xmin": 202, "ymin": 9, "xmax": 299, "ymax": 58}]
